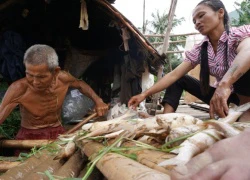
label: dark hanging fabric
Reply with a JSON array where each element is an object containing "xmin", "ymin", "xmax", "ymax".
[
  {"xmin": 125, "ymin": 53, "xmax": 143, "ymax": 96},
  {"xmin": 120, "ymin": 58, "xmax": 132, "ymax": 105},
  {"xmin": 119, "ymin": 34, "xmax": 146, "ymax": 105},
  {"xmin": 120, "ymin": 51, "xmax": 145, "ymax": 105},
  {"xmin": 0, "ymin": 31, "xmax": 26, "ymax": 84}
]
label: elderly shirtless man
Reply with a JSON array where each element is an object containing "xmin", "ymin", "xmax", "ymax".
[{"xmin": 0, "ymin": 44, "xmax": 108, "ymax": 140}]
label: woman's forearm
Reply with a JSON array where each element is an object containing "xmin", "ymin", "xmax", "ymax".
[
  {"xmin": 219, "ymin": 38, "xmax": 250, "ymax": 88},
  {"xmin": 143, "ymin": 61, "xmax": 193, "ymax": 97}
]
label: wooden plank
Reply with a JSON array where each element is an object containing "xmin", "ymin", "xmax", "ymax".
[{"xmin": 188, "ymin": 102, "xmax": 210, "ymax": 112}]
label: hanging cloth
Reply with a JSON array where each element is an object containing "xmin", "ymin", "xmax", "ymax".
[
  {"xmin": 121, "ymin": 27, "xmax": 130, "ymax": 51},
  {"xmin": 79, "ymin": 0, "xmax": 89, "ymax": 30}
]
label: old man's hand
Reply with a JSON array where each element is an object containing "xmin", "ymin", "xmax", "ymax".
[{"xmin": 95, "ymin": 101, "xmax": 109, "ymax": 116}]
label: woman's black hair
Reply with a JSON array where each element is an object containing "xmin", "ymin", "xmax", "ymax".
[{"xmin": 197, "ymin": 0, "xmax": 230, "ymax": 95}]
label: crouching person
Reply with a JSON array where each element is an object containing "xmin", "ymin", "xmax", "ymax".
[{"xmin": 0, "ymin": 44, "xmax": 108, "ymax": 154}]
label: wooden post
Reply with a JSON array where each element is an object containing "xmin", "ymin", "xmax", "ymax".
[
  {"xmin": 161, "ymin": 0, "xmax": 178, "ymax": 55},
  {"xmin": 150, "ymin": 0, "xmax": 178, "ymax": 115},
  {"xmin": 142, "ymin": 0, "xmax": 146, "ymax": 34}
]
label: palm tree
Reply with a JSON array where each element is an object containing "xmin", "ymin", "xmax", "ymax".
[
  {"xmin": 147, "ymin": 10, "xmax": 185, "ymax": 72},
  {"xmin": 231, "ymin": 0, "xmax": 250, "ymax": 26}
]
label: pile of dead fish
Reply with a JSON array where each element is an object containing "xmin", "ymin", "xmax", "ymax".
[{"xmin": 1, "ymin": 102, "xmax": 250, "ymax": 180}]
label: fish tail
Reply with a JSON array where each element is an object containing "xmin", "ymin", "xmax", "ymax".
[
  {"xmin": 235, "ymin": 102, "xmax": 250, "ymax": 112},
  {"xmin": 158, "ymin": 157, "xmax": 186, "ymax": 167}
]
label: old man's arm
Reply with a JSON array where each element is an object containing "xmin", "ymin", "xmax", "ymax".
[
  {"xmin": 63, "ymin": 71, "xmax": 108, "ymax": 116},
  {"xmin": 0, "ymin": 81, "xmax": 24, "ymax": 124}
]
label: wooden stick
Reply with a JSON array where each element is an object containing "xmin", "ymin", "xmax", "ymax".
[
  {"xmin": 65, "ymin": 112, "xmax": 98, "ymax": 134},
  {"xmin": 0, "ymin": 161, "xmax": 21, "ymax": 172},
  {"xmin": 0, "ymin": 139, "xmax": 53, "ymax": 149}
]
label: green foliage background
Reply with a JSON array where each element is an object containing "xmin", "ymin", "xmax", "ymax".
[
  {"xmin": 0, "ymin": 82, "xmax": 21, "ymax": 139},
  {"xmin": 231, "ymin": 0, "xmax": 250, "ymax": 26},
  {"xmin": 146, "ymin": 10, "xmax": 185, "ymax": 73},
  {"xmin": 0, "ymin": 109, "xmax": 21, "ymax": 139}
]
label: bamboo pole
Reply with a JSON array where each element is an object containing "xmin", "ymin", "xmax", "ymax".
[
  {"xmin": 82, "ymin": 141, "xmax": 171, "ymax": 180},
  {"xmin": 98, "ymin": 153, "xmax": 170, "ymax": 180},
  {"xmin": 53, "ymin": 150, "xmax": 86, "ymax": 178},
  {"xmin": 134, "ymin": 149, "xmax": 175, "ymax": 174},
  {"xmin": 23, "ymin": 155, "xmax": 64, "ymax": 180},
  {"xmin": 0, "ymin": 150, "xmax": 53, "ymax": 179},
  {"xmin": 144, "ymin": 32, "xmax": 200, "ymax": 38},
  {"xmin": 152, "ymin": 40, "xmax": 186, "ymax": 45},
  {"xmin": 0, "ymin": 139, "xmax": 53, "ymax": 149},
  {"xmin": 161, "ymin": 0, "xmax": 178, "ymax": 55},
  {"xmin": 121, "ymin": 142, "xmax": 175, "ymax": 174},
  {"xmin": 166, "ymin": 50, "xmax": 184, "ymax": 54},
  {"xmin": 78, "ymin": 166, "xmax": 104, "ymax": 179}
]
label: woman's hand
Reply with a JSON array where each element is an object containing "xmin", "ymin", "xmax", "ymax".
[
  {"xmin": 209, "ymin": 84, "xmax": 231, "ymax": 119},
  {"xmin": 128, "ymin": 93, "xmax": 147, "ymax": 110}
]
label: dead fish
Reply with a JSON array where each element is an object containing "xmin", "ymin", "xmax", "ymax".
[
  {"xmin": 79, "ymin": 121, "xmax": 137, "ymax": 140},
  {"xmin": 87, "ymin": 109, "xmax": 141, "ymax": 131},
  {"xmin": 137, "ymin": 135, "xmax": 151, "ymax": 143},
  {"xmin": 232, "ymin": 121, "xmax": 250, "ymax": 131},
  {"xmin": 104, "ymin": 129, "xmax": 125, "ymax": 139},
  {"xmin": 219, "ymin": 102, "xmax": 250, "ymax": 123},
  {"xmin": 138, "ymin": 129, "xmax": 168, "ymax": 143},
  {"xmin": 158, "ymin": 128, "xmax": 224, "ymax": 167},
  {"xmin": 142, "ymin": 128, "xmax": 168, "ymax": 137},
  {"xmin": 82, "ymin": 123, "xmax": 93, "ymax": 131},
  {"xmin": 156, "ymin": 113, "xmax": 203, "ymax": 131},
  {"xmin": 54, "ymin": 141, "xmax": 76, "ymax": 160},
  {"xmin": 205, "ymin": 120, "xmax": 241, "ymax": 137},
  {"xmin": 58, "ymin": 133, "xmax": 77, "ymax": 142},
  {"xmin": 166, "ymin": 124, "xmax": 207, "ymax": 147},
  {"xmin": 137, "ymin": 135, "xmax": 163, "ymax": 146},
  {"xmin": 141, "ymin": 116, "xmax": 161, "ymax": 130}
]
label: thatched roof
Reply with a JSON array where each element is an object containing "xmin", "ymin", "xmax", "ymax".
[{"xmin": 0, "ymin": 0, "xmax": 164, "ymax": 72}]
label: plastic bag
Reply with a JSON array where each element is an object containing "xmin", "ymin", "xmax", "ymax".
[{"xmin": 62, "ymin": 88, "xmax": 94, "ymax": 124}]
